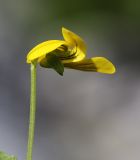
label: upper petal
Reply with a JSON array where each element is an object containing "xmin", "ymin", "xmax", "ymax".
[
  {"xmin": 27, "ymin": 40, "xmax": 67, "ymax": 63},
  {"xmin": 64, "ymin": 57, "xmax": 116, "ymax": 74},
  {"xmin": 62, "ymin": 27, "xmax": 86, "ymax": 53}
]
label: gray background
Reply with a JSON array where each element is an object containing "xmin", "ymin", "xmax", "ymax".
[{"xmin": 0, "ymin": 0, "xmax": 140, "ymax": 160}]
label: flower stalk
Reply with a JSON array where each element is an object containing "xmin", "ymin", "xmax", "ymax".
[{"xmin": 26, "ymin": 62, "xmax": 37, "ymax": 160}]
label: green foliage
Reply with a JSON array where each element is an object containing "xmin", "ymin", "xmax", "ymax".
[
  {"xmin": 40, "ymin": 53, "xmax": 64, "ymax": 76},
  {"xmin": 0, "ymin": 151, "xmax": 17, "ymax": 160}
]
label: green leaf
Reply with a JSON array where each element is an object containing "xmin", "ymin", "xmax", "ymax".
[
  {"xmin": 40, "ymin": 53, "xmax": 64, "ymax": 76},
  {"xmin": 0, "ymin": 151, "xmax": 17, "ymax": 160}
]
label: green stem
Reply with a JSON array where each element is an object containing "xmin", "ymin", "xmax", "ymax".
[{"xmin": 26, "ymin": 62, "xmax": 37, "ymax": 160}]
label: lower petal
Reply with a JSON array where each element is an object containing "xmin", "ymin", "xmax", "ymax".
[{"xmin": 64, "ymin": 57, "xmax": 116, "ymax": 74}]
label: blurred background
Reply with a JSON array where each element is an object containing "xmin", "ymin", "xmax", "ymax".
[{"xmin": 0, "ymin": 0, "xmax": 140, "ymax": 160}]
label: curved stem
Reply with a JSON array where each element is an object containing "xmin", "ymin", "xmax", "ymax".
[{"xmin": 26, "ymin": 62, "xmax": 37, "ymax": 160}]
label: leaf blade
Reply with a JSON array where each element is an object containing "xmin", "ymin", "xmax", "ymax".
[{"xmin": 0, "ymin": 151, "xmax": 17, "ymax": 160}]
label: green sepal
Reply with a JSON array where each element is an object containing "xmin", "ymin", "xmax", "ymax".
[
  {"xmin": 0, "ymin": 151, "xmax": 17, "ymax": 160},
  {"xmin": 40, "ymin": 53, "xmax": 64, "ymax": 76}
]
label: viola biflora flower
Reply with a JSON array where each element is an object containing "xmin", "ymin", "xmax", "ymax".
[{"xmin": 27, "ymin": 27, "xmax": 116, "ymax": 75}]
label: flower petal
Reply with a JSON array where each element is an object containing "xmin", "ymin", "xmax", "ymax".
[
  {"xmin": 61, "ymin": 47, "xmax": 85, "ymax": 63},
  {"xmin": 62, "ymin": 27, "xmax": 86, "ymax": 53},
  {"xmin": 64, "ymin": 57, "xmax": 116, "ymax": 74},
  {"xmin": 27, "ymin": 40, "xmax": 67, "ymax": 63}
]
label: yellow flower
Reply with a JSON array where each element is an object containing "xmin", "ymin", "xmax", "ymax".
[{"xmin": 27, "ymin": 27, "xmax": 116, "ymax": 75}]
